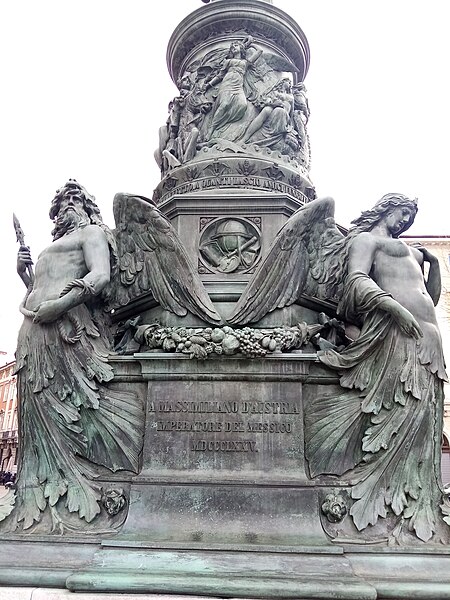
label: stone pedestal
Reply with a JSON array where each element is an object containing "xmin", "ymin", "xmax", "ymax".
[
  {"xmin": 4, "ymin": 2, "xmax": 449, "ymax": 599},
  {"xmin": 112, "ymin": 192, "xmax": 307, "ymax": 325},
  {"xmin": 2, "ymin": 352, "xmax": 450, "ymax": 598},
  {"xmin": 114, "ymin": 352, "xmax": 328, "ymax": 547}
]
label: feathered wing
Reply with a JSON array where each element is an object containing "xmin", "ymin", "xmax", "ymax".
[
  {"xmin": 228, "ymin": 197, "xmax": 345, "ymax": 325},
  {"xmin": 108, "ymin": 193, "xmax": 222, "ymax": 325},
  {"xmin": 196, "ymin": 47, "xmax": 229, "ymax": 77},
  {"xmin": 260, "ymin": 52, "xmax": 300, "ymax": 74}
]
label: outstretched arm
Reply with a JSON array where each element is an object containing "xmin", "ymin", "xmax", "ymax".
[{"xmin": 246, "ymin": 46, "xmax": 263, "ymax": 65}]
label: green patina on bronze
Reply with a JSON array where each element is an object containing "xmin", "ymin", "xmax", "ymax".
[{"xmin": 2, "ymin": 1, "xmax": 450, "ymax": 598}]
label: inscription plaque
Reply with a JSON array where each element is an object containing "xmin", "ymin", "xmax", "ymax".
[
  {"xmin": 151, "ymin": 399, "xmax": 296, "ymax": 453},
  {"xmin": 118, "ymin": 355, "xmax": 329, "ymax": 547},
  {"xmin": 141, "ymin": 377, "xmax": 307, "ymax": 481}
]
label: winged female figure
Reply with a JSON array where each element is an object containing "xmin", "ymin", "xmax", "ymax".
[{"xmin": 229, "ymin": 193, "xmax": 449, "ymax": 542}]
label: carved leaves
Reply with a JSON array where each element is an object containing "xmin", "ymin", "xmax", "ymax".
[
  {"xmin": 204, "ymin": 161, "xmax": 230, "ymax": 177},
  {"xmin": 237, "ymin": 160, "xmax": 257, "ymax": 177},
  {"xmin": 348, "ymin": 394, "xmax": 439, "ymax": 541},
  {"xmin": 0, "ymin": 489, "xmax": 15, "ymax": 523},
  {"xmin": 307, "ymin": 292, "xmax": 447, "ymax": 542},
  {"xmin": 12, "ymin": 307, "xmax": 144, "ymax": 532}
]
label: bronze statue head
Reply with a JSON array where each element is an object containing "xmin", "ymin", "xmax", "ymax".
[
  {"xmin": 50, "ymin": 180, "xmax": 102, "ymax": 220},
  {"xmin": 350, "ymin": 193, "xmax": 418, "ymax": 237},
  {"xmin": 49, "ymin": 180, "xmax": 104, "ymax": 240}
]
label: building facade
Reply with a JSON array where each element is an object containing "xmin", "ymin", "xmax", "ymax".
[
  {"xmin": 0, "ymin": 361, "xmax": 18, "ymax": 477},
  {"xmin": 405, "ymin": 236, "xmax": 450, "ymax": 485}
]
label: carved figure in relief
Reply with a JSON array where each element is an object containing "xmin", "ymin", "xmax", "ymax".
[
  {"xmin": 203, "ymin": 38, "xmax": 262, "ymax": 140},
  {"xmin": 155, "ymin": 37, "xmax": 307, "ymax": 169},
  {"xmin": 155, "ymin": 76, "xmax": 212, "ymax": 174},
  {"xmin": 176, "ymin": 78, "xmax": 212, "ymax": 161},
  {"xmin": 229, "ymin": 194, "xmax": 449, "ymax": 542},
  {"xmin": 242, "ymin": 78, "xmax": 298, "ymax": 155},
  {"xmin": 292, "ymin": 82, "xmax": 310, "ymax": 163},
  {"xmin": 6, "ymin": 180, "xmax": 222, "ymax": 533},
  {"xmin": 155, "ymin": 98, "xmax": 182, "ymax": 174}
]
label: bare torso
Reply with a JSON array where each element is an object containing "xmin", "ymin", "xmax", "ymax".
[
  {"xmin": 370, "ymin": 236, "xmax": 437, "ymax": 326},
  {"xmin": 24, "ymin": 225, "xmax": 110, "ymax": 316},
  {"xmin": 349, "ymin": 231, "xmax": 441, "ymax": 345},
  {"xmin": 25, "ymin": 230, "xmax": 88, "ymax": 310}
]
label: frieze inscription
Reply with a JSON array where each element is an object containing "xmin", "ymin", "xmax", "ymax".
[{"xmin": 157, "ymin": 175, "xmax": 309, "ymax": 203}]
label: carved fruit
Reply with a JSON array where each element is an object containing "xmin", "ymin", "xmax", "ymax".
[
  {"xmin": 163, "ymin": 337, "xmax": 176, "ymax": 352},
  {"xmin": 190, "ymin": 335, "xmax": 207, "ymax": 345},
  {"xmin": 268, "ymin": 339, "xmax": 277, "ymax": 352},
  {"xmin": 190, "ymin": 343, "xmax": 208, "ymax": 359},
  {"xmin": 222, "ymin": 334, "xmax": 240, "ymax": 355},
  {"xmin": 261, "ymin": 336, "xmax": 271, "ymax": 349},
  {"xmin": 211, "ymin": 329, "xmax": 225, "ymax": 343}
]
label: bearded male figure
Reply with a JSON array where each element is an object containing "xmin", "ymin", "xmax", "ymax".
[{"xmin": 11, "ymin": 181, "xmax": 143, "ymax": 533}]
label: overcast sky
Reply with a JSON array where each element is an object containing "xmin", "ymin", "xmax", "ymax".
[{"xmin": 1, "ymin": 0, "xmax": 449, "ymax": 360}]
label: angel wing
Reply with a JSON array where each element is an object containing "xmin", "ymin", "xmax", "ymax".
[
  {"xmin": 228, "ymin": 197, "xmax": 346, "ymax": 325},
  {"xmin": 107, "ymin": 193, "xmax": 222, "ymax": 325},
  {"xmin": 260, "ymin": 52, "xmax": 300, "ymax": 74},
  {"xmin": 195, "ymin": 47, "xmax": 229, "ymax": 79}
]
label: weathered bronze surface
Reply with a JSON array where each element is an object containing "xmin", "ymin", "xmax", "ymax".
[{"xmin": 3, "ymin": 0, "xmax": 450, "ymax": 598}]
